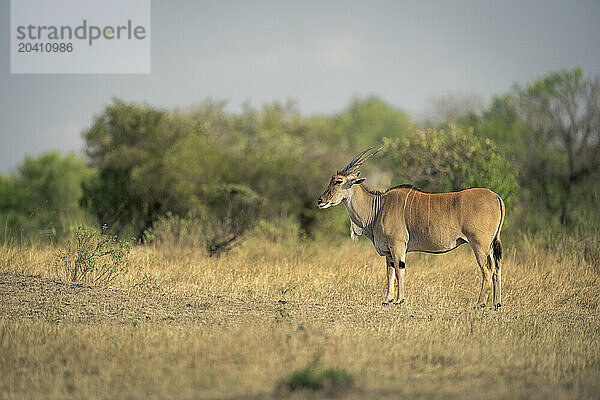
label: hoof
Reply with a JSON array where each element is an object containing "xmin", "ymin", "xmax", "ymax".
[
  {"xmin": 473, "ymin": 303, "xmax": 486, "ymax": 310},
  {"xmin": 394, "ymin": 299, "xmax": 405, "ymax": 305},
  {"xmin": 494, "ymin": 303, "xmax": 502, "ymax": 311}
]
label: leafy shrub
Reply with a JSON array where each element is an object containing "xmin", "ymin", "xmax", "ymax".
[
  {"xmin": 382, "ymin": 126, "xmax": 519, "ymax": 209},
  {"xmin": 277, "ymin": 354, "xmax": 353, "ymax": 393},
  {"xmin": 55, "ymin": 225, "xmax": 131, "ymax": 285}
]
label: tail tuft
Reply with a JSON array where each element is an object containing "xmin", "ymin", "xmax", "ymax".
[{"xmin": 492, "ymin": 237, "xmax": 502, "ymax": 263}]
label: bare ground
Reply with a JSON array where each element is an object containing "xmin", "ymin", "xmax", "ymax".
[
  {"xmin": 0, "ymin": 272, "xmax": 415, "ymax": 328},
  {"xmin": 0, "ymin": 272, "xmax": 273, "ymax": 326}
]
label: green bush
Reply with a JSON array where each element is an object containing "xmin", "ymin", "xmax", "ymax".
[
  {"xmin": 277, "ymin": 354, "xmax": 353, "ymax": 393},
  {"xmin": 382, "ymin": 125, "xmax": 519, "ymax": 209},
  {"xmin": 55, "ymin": 225, "xmax": 131, "ymax": 285}
]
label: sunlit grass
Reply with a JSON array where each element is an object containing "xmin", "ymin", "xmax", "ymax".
[{"xmin": 0, "ymin": 236, "xmax": 599, "ymax": 399}]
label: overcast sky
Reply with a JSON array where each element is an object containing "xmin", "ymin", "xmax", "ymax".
[{"xmin": 1, "ymin": 0, "xmax": 599, "ymax": 173}]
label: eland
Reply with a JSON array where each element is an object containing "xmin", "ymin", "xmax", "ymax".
[{"xmin": 317, "ymin": 147, "xmax": 505, "ymax": 309}]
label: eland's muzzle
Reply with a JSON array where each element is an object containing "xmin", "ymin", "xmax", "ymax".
[{"xmin": 317, "ymin": 197, "xmax": 331, "ymax": 209}]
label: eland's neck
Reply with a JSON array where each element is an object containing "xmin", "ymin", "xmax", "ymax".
[{"xmin": 342, "ymin": 185, "xmax": 381, "ymax": 232}]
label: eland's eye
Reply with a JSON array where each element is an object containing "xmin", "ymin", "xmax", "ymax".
[{"xmin": 335, "ymin": 180, "xmax": 343, "ymax": 185}]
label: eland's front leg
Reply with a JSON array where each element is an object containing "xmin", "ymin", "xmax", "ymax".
[{"xmin": 383, "ymin": 255, "xmax": 395, "ymax": 305}]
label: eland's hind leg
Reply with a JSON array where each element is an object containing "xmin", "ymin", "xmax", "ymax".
[
  {"xmin": 492, "ymin": 253, "xmax": 502, "ymax": 310},
  {"xmin": 491, "ymin": 237, "xmax": 503, "ymax": 310},
  {"xmin": 472, "ymin": 246, "xmax": 493, "ymax": 309},
  {"xmin": 492, "ymin": 263, "xmax": 501, "ymax": 310}
]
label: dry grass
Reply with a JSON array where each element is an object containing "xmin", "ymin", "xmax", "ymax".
[{"xmin": 1, "ymin": 236, "xmax": 599, "ymax": 399}]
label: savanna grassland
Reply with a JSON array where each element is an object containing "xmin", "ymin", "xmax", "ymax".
[{"xmin": 1, "ymin": 235, "xmax": 599, "ymax": 399}]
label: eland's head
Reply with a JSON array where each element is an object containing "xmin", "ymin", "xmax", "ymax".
[{"xmin": 317, "ymin": 147, "xmax": 383, "ymax": 209}]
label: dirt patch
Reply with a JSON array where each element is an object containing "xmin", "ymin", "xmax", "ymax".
[
  {"xmin": 0, "ymin": 272, "xmax": 425, "ymax": 329},
  {"xmin": 0, "ymin": 272, "xmax": 281, "ymax": 326}
]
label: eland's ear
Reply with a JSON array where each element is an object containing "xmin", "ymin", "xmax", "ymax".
[{"xmin": 351, "ymin": 177, "xmax": 366, "ymax": 185}]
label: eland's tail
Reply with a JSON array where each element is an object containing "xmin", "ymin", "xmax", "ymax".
[
  {"xmin": 492, "ymin": 236, "xmax": 502, "ymax": 263},
  {"xmin": 491, "ymin": 195, "xmax": 505, "ymax": 265}
]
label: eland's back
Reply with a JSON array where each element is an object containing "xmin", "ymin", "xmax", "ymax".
[{"xmin": 378, "ymin": 187, "xmax": 503, "ymax": 255}]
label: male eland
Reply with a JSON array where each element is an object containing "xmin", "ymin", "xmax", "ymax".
[{"xmin": 317, "ymin": 147, "xmax": 505, "ymax": 309}]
